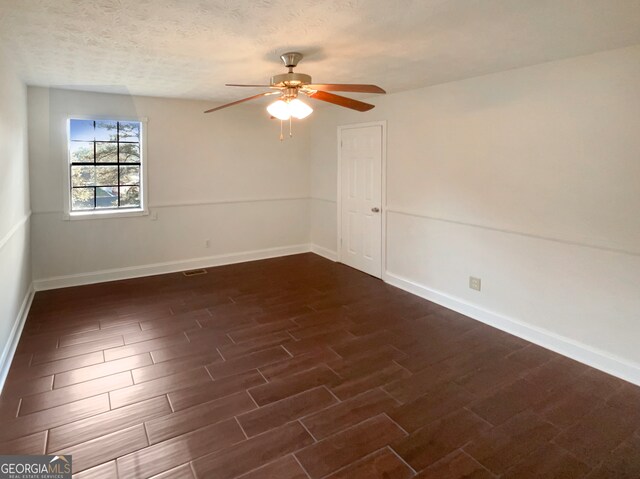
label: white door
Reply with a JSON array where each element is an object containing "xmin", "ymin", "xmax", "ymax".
[{"xmin": 339, "ymin": 124, "xmax": 383, "ymax": 278}]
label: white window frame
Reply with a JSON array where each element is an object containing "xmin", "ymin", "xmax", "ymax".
[{"xmin": 63, "ymin": 115, "xmax": 149, "ymax": 220}]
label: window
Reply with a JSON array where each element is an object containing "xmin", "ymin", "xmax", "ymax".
[{"xmin": 67, "ymin": 118, "xmax": 146, "ymax": 216}]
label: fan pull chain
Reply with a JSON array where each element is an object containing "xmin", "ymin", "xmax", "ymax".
[
  {"xmin": 289, "ymin": 117, "xmax": 293, "ymax": 137},
  {"xmin": 279, "ymin": 120, "xmax": 284, "ymax": 141}
]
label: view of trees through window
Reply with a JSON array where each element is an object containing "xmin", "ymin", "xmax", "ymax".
[{"xmin": 69, "ymin": 119, "xmax": 142, "ymax": 211}]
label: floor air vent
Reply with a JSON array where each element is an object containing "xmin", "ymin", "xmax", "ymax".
[{"xmin": 182, "ymin": 269, "xmax": 207, "ymax": 277}]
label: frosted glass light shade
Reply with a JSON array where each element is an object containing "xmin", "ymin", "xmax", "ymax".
[
  {"xmin": 289, "ymin": 99, "xmax": 313, "ymax": 119},
  {"xmin": 267, "ymin": 100, "xmax": 291, "ymax": 120},
  {"xmin": 267, "ymin": 98, "xmax": 313, "ymax": 121}
]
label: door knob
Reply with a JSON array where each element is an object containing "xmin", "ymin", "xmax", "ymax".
[{"xmin": 371, "ymin": 207, "xmax": 380, "ymax": 213}]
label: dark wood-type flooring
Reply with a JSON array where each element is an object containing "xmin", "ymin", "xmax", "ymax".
[{"xmin": 1, "ymin": 253, "xmax": 639, "ymax": 478}]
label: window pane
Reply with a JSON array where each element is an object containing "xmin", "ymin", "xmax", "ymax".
[
  {"xmin": 120, "ymin": 186, "xmax": 140, "ymax": 208},
  {"xmin": 119, "ymin": 143, "xmax": 140, "ymax": 163},
  {"xmin": 119, "ymin": 166, "xmax": 139, "ymax": 185},
  {"xmin": 70, "ymin": 120, "xmax": 94, "ymax": 141},
  {"xmin": 72, "ymin": 188, "xmax": 94, "ymax": 210},
  {"xmin": 95, "ymin": 165, "xmax": 118, "ymax": 186},
  {"xmin": 95, "ymin": 120, "xmax": 118, "ymax": 141},
  {"xmin": 70, "ymin": 142, "xmax": 94, "ymax": 163},
  {"xmin": 96, "ymin": 142, "xmax": 117, "ymax": 163},
  {"xmin": 119, "ymin": 121, "xmax": 140, "ymax": 142},
  {"xmin": 96, "ymin": 186, "xmax": 118, "ymax": 209},
  {"xmin": 71, "ymin": 166, "xmax": 95, "ymax": 187}
]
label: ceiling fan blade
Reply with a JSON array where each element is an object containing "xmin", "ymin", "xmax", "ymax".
[
  {"xmin": 306, "ymin": 90, "xmax": 375, "ymax": 112},
  {"xmin": 225, "ymin": 84, "xmax": 277, "ymax": 88},
  {"xmin": 204, "ymin": 92, "xmax": 278, "ymax": 113},
  {"xmin": 306, "ymin": 84, "xmax": 386, "ymax": 94}
]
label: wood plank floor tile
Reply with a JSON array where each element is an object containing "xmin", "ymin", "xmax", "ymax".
[
  {"xmin": 469, "ymin": 378, "xmax": 553, "ymax": 426},
  {"xmin": 148, "ymin": 463, "xmax": 195, "ymax": 479},
  {"xmin": 117, "ymin": 418, "xmax": 244, "ymax": 478},
  {"xmin": 502, "ymin": 443, "xmax": 590, "ymax": 479},
  {"xmin": 205, "ymin": 346, "xmax": 290, "ymax": 380},
  {"xmin": 167, "ymin": 369, "xmax": 265, "ymax": 411},
  {"xmin": 52, "ymin": 424, "xmax": 148, "ymax": 474},
  {"xmin": 218, "ymin": 332, "xmax": 293, "ymax": 360},
  {"xmin": 0, "ymin": 396, "xmax": 20, "ymax": 420},
  {"xmin": 0, "ymin": 431, "xmax": 47, "ymax": 455},
  {"xmin": 71, "ymin": 460, "xmax": 118, "ymax": 479},
  {"xmin": 290, "ymin": 318, "xmax": 355, "ymax": 340},
  {"xmin": 552, "ymin": 404, "xmax": 639, "ymax": 467},
  {"xmin": 11, "ymin": 351, "xmax": 104, "ymax": 380},
  {"xmin": 331, "ymin": 362, "xmax": 411, "ymax": 400},
  {"xmin": 48, "ymin": 396, "xmax": 171, "ymax": 452},
  {"xmin": 145, "ymin": 391, "xmax": 255, "ymax": 444},
  {"xmin": 139, "ymin": 313, "xmax": 205, "ymax": 331},
  {"xmin": 32, "ymin": 336, "xmax": 124, "ymax": 365},
  {"xmin": 248, "ymin": 365, "xmax": 340, "ymax": 406},
  {"xmin": 413, "ymin": 450, "xmax": 495, "ymax": 479},
  {"xmin": 19, "ymin": 372, "xmax": 133, "ymax": 415},
  {"xmin": 382, "ymin": 362, "xmax": 456, "ymax": 404},
  {"xmin": 295, "ymin": 414, "xmax": 407, "ymax": 479},
  {"xmin": 2, "ymin": 374, "xmax": 54, "ymax": 398},
  {"xmin": 0, "ymin": 394, "xmax": 111, "ymax": 442},
  {"xmin": 58, "ymin": 322, "xmax": 141, "ymax": 347},
  {"xmin": 54, "ymin": 353, "xmax": 152, "ymax": 388},
  {"xmin": 259, "ymin": 347, "xmax": 340, "ymax": 381},
  {"xmin": 197, "ymin": 314, "xmax": 257, "ymax": 333},
  {"xmin": 292, "ymin": 308, "xmax": 351, "ymax": 328},
  {"xmin": 229, "ymin": 319, "xmax": 299, "ymax": 343},
  {"xmin": 109, "ymin": 367, "xmax": 210, "ymax": 409},
  {"xmin": 388, "ymin": 381, "xmax": 476, "ymax": 433},
  {"xmin": 102, "ymin": 310, "xmax": 173, "ymax": 330},
  {"xmin": 15, "ymin": 334, "xmax": 61, "ymax": 354},
  {"xmin": 462, "ymin": 410, "xmax": 560, "ymax": 475},
  {"xmin": 284, "ymin": 330, "xmax": 355, "ymax": 356},
  {"xmin": 328, "ymin": 344, "xmax": 406, "ymax": 377},
  {"xmin": 301, "ymin": 388, "xmax": 398, "ymax": 440},
  {"xmin": 132, "ymin": 350, "xmax": 221, "ymax": 383},
  {"xmin": 584, "ymin": 433, "xmax": 640, "ymax": 479},
  {"xmin": 103, "ymin": 333, "xmax": 189, "ymax": 361},
  {"xmin": 123, "ymin": 322, "xmax": 200, "ymax": 345},
  {"xmin": 148, "ymin": 337, "xmax": 224, "ymax": 363},
  {"xmin": 331, "ymin": 331, "xmax": 397, "ymax": 359},
  {"xmin": 393, "ymin": 408, "xmax": 491, "ymax": 471},
  {"xmin": 191, "ymin": 421, "xmax": 314, "ymax": 479},
  {"xmin": 323, "ymin": 447, "xmax": 414, "ymax": 479},
  {"xmin": 235, "ymin": 455, "xmax": 308, "ymax": 479},
  {"xmin": 182, "ymin": 327, "xmax": 233, "ymax": 346},
  {"xmin": 238, "ymin": 386, "xmax": 337, "ymax": 437}
]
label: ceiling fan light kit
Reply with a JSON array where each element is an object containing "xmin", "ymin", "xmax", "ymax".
[
  {"xmin": 267, "ymin": 98, "xmax": 313, "ymax": 121},
  {"xmin": 205, "ymin": 52, "xmax": 386, "ymax": 139}
]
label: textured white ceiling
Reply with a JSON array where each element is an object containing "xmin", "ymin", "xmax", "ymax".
[{"xmin": 1, "ymin": 0, "xmax": 640, "ymax": 102}]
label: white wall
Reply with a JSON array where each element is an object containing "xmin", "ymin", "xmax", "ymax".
[
  {"xmin": 309, "ymin": 45, "xmax": 640, "ymax": 377},
  {"xmin": 28, "ymin": 88, "xmax": 311, "ymax": 285},
  {"xmin": 0, "ymin": 50, "xmax": 31, "ymax": 381}
]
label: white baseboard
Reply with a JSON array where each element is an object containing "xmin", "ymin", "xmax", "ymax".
[
  {"xmin": 34, "ymin": 244, "xmax": 312, "ymax": 291},
  {"xmin": 384, "ymin": 271, "xmax": 640, "ymax": 387},
  {"xmin": 0, "ymin": 284, "xmax": 35, "ymax": 394},
  {"xmin": 310, "ymin": 244, "xmax": 338, "ymax": 262}
]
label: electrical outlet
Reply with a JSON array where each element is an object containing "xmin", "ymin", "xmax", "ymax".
[
  {"xmin": 469, "ymin": 276, "xmax": 481, "ymax": 291},
  {"xmin": 205, "ymin": 239, "xmax": 211, "ymax": 248},
  {"xmin": 150, "ymin": 211, "xmax": 158, "ymax": 221}
]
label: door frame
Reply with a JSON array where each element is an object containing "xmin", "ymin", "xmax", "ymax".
[{"xmin": 336, "ymin": 120, "xmax": 387, "ymax": 278}]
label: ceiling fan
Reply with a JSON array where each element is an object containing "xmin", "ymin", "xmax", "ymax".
[{"xmin": 204, "ymin": 52, "xmax": 386, "ymax": 122}]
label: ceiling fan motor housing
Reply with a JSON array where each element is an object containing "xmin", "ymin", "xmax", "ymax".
[{"xmin": 270, "ymin": 72, "xmax": 312, "ymax": 88}]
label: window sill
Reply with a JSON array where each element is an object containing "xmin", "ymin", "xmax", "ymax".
[{"xmin": 65, "ymin": 208, "xmax": 149, "ymax": 221}]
